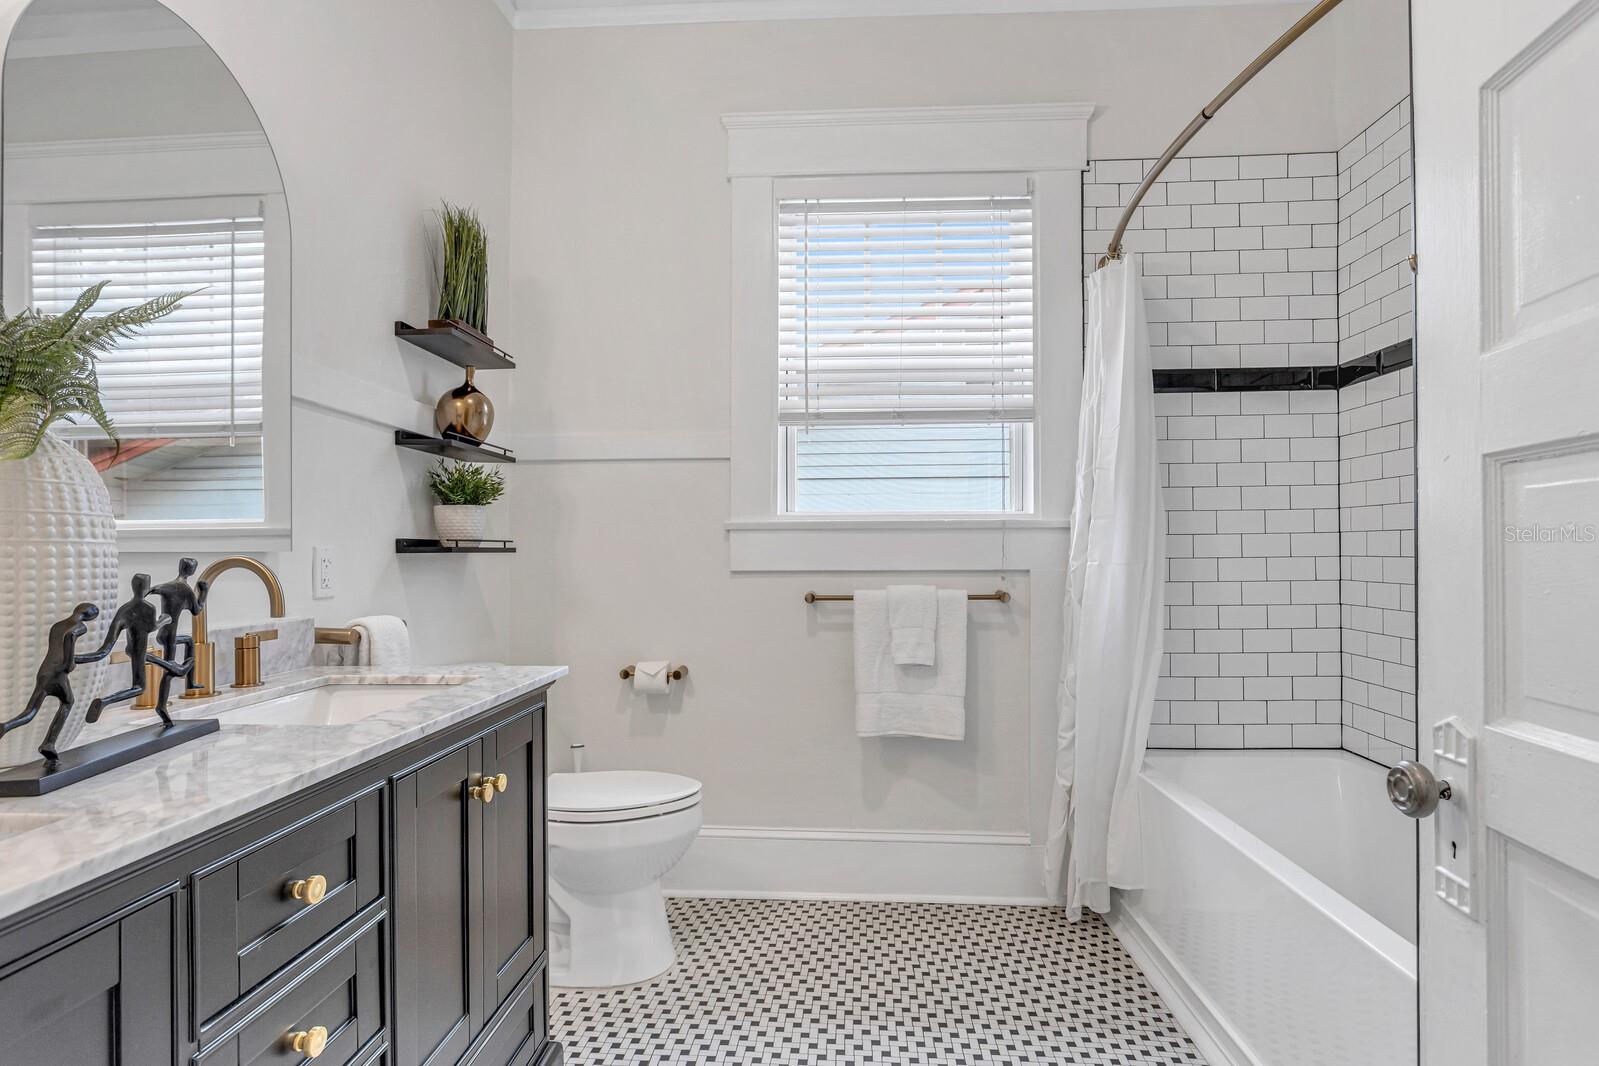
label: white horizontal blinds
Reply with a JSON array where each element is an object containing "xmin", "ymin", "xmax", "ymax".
[
  {"xmin": 30, "ymin": 206, "xmax": 265, "ymax": 439},
  {"xmin": 777, "ymin": 190, "xmax": 1034, "ymax": 426}
]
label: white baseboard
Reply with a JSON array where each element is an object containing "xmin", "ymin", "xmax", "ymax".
[
  {"xmin": 1106, "ymin": 898, "xmax": 1255, "ymax": 1066},
  {"xmin": 661, "ymin": 825, "xmax": 1053, "ymax": 904}
]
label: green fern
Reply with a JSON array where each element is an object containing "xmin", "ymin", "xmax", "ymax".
[{"xmin": 0, "ymin": 281, "xmax": 192, "ymax": 460}]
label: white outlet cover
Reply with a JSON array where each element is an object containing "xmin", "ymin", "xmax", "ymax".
[{"xmin": 313, "ymin": 546, "xmax": 336, "ymax": 599}]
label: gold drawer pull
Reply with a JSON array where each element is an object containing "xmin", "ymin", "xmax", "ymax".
[
  {"xmin": 468, "ymin": 779, "xmax": 496, "ymax": 805},
  {"xmin": 492, "ymin": 772, "xmax": 509, "ymax": 794},
  {"xmin": 287, "ymin": 875, "xmax": 328, "ymax": 906},
  {"xmin": 288, "ymin": 1024, "xmax": 329, "ymax": 1059}
]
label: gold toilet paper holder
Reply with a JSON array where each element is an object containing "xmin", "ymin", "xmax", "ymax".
[{"xmin": 619, "ymin": 664, "xmax": 688, "ymax": 683}]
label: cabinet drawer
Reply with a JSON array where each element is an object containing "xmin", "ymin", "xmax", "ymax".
[
  {"xmin": 198, "ymin": 918, "xmax": 384, "ymax": 1066},
  {"xmin": 196, "ymin": 788, "xmax": 383, "ymax": 1025}
]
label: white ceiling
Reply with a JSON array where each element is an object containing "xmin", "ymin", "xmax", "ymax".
[{"xmin": 499, "ymin": 0, "xmax": 1304, "ymax": 30}]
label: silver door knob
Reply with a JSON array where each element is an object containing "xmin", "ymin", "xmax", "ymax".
[{"xmin": 1387, "ymin": 760, "xmax": 1452, "ymax": 818}]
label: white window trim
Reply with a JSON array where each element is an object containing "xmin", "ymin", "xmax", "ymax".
[
  {"xmin": 724, "ymin": 103, "xmax": 1091, "ymax": 571},
  {"xmin": 2, "ymin": 133, "xmax": 292, "ymax": 551}
]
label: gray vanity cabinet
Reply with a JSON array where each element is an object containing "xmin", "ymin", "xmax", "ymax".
[
  {"xmin": 0, "ymin": 686, "xmax": 560, "ymax": 1066},
  {"xmin": 483, "ymin": 712, "xmax": 546, "ymax": 1008},
  {"xmin": 394, "ymin": 742, "xmax": 485, "ymax": 1066},
  {"xmin": 0, "ymin": 893, "xmax": 176, "ymax": 1065},
  {"xmin": 392, "ymin": 707, "xmax": 551, "ymax": 1066}
]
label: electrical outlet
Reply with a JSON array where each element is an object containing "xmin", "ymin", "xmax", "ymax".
[{"xmin": 313, "ymin": 546, "xmax": 336, "ymax": 599}]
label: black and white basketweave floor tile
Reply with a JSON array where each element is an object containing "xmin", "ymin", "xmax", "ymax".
[{"xmin": 551, "ymin": 897, "xmax": 1203, "ymax": 1066}]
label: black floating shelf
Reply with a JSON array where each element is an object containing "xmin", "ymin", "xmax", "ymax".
[
  {"xmin": 395, "ymin": 320, "xmax": 517, "ymax": 371},
  {"xmin": 397, "ymin": 538, "xmax": 516, "ymax": 554},
  {"xmin": 394, "ymin": 429, "xmax": 516, "ymax": 464}
]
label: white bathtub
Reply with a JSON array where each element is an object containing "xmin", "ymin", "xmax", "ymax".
[{"xmin": 1109, "ymin": 750, "xmax": 1417, "ymax": 1066}]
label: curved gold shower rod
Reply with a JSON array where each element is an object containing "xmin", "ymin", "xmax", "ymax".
[{"xmin": 1099, "ymin": 0, "xmax": 1347, "ymax": 268}]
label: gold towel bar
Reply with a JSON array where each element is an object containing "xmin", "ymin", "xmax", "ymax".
[{"xmin": 804, "ymin": 590, "xmax": 1010, "ymax": 604}]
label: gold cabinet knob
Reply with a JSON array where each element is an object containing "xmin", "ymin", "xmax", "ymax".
[
  {"xmin": 468, "ymin": 780, "xmax": 495, "ymax": 805},
  {"xmin": 288, "ymin": 1024, "xmax": 329, "ymax": 1059},
  {"xmin": 492, "ymin": 772, "xmax": 509, "ymax": 794},
  {"xmin": 288, "ymin": 875, "xmax": 328, "ymax": 906}
]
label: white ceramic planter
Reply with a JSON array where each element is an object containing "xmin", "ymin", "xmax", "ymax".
[
  {"xmin": 0, "ymin": 435, "xmax": 118, "ymax": 766},
  {"xmin": 433, "ymin": 504, "xmax": 488, "ymax": 544}
]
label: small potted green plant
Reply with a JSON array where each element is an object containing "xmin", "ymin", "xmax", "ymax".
[{"xmin": 427, "ymin": 459, "xmax": 505, "ymax": 544}]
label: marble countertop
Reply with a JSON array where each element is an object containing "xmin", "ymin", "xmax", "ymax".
[{"xmin": 0, "ymin": 663, "xmax": 567, "ymax": 924}]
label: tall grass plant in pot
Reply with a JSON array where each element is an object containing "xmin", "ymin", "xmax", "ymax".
[
  {"xmin": 434, "ymin": 202, "xmax": 489, "ymax": 338},
  {"xmin": 0, "ymin": 281, "xmax": 188, "ymax": 764}
]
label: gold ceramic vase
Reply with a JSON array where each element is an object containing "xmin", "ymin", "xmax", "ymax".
[{"xmin": 435, "ymin": 366, "xmax": 495, "ymax": 442}]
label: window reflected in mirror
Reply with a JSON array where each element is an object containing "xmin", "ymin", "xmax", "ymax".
[{"xmin": 3, "ymin": 0, "xmax": 288, "ymax": 534}]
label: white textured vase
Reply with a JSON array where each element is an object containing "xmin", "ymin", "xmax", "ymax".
[
  {"xmin": 434, "ymin": 504, "xmax": 488, "ymax": 544},
  {"xmin": 0, "ymin": 435, "xmax": 118, "ymax": 767}
]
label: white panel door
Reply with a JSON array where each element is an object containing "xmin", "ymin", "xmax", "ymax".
[{"xmin": 1414, "ymin": 1, "xmax": 1599, "ymax": 1064}]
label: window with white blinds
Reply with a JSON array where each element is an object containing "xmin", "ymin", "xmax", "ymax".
[
  {"xmin": 776, "ymin": 187, "xmax": 1034, "ymax": 513},
  {"xmin": 29, "ymin": 201, "xmax": 265, "ymax": 440},
  {"xmin": 26, "ymin": 197, "xmax": 270, "ymax": 522}
]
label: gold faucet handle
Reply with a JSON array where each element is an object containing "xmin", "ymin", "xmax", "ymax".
[
  {"xmin": 235, "ymin": 628, "xmax": 279, "ymax": 648},
  {"xmin": 230, "ymin": 629, "xmax": 279, "ymax": 690}
]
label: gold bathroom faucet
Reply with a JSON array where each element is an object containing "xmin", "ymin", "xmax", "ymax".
[{"xmin": 181, "ymin": 557, "xmax": 287, "ymax": 699}]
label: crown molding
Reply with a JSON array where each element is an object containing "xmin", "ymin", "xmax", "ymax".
[
  {"xmin": 6, "ymin": 8, "xmax": 201, "ymax": 57},
  {"xmin": 6, "ymin": 131, "xmax": 269, "ymax": 160},
  {"xmin": 510, "ymin": 0, "xmax": 1302, "ymax": 30}
]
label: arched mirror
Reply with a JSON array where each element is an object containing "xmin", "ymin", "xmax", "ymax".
[{"xmin": 3, "ymin": 0, "xmax": 289, "ymax": 545}]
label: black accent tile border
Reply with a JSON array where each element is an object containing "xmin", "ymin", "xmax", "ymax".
[
  {"xmin": 1152, "ymin": 340, "xmax": 1413, "ymax": 393},
  {"xmin": 1335, "ymin": 339, "xmax": 1414, "ymax": 389}
]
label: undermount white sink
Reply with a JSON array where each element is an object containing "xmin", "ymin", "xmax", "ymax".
[{"xmin": 217, "ymin": 681, "xmax": 469, "ymax": 727}]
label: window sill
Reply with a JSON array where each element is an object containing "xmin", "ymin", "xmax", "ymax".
[
  {"xmin": 726, "ymin": 516, "xmax": 1068, "ymax": 573},
  {"xmin": 115, "ymin": 523, "xmax": 292, "ymax": 555}
]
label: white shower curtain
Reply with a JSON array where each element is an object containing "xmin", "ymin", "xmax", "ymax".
[{"xmin": 1044, "ymin": 255, "xmax": 1166, "ymax": 919}]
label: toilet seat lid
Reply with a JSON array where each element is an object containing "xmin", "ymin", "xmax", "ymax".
[{"xmin": 548, "ymin": 770, "xmax": 701, "ymax": 816}]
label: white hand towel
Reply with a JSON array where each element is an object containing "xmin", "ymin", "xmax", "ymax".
[
  {"xmin": 887, "ymin": 584, "xmax": 938, "ymax": 666},
  {"xmin": 854, "ymin": 589, "xmax": 967, "ymax": 741},
  {"xmin": 322, "ymin": 615, "xmax": 411, "ymax": 667}
]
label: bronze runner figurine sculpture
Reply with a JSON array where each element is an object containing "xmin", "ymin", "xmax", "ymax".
[{"xmin": 0, "ymin": 603, "xmax": 101, "ymax": 762}]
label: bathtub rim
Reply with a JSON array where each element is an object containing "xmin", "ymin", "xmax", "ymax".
[{"xmin": 1139, "ymin": 750, "xmax": 1419, "ymax": 978}]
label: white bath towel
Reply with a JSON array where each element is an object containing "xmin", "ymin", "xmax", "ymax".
[
  {"xmin": 854, "ymin": 589, "xmax": 967, "ymax": 740},
  {"xmin": 887, "ymin": 584, "xmax": 938, "ymax": 666},
  {"xmin": 322, "ymin": 615, "xmax": 411, "ymax": 668}
]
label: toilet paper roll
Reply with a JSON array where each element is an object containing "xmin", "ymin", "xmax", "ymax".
[{"xmin": 632, "ymin": 660, "xmax": 672, "ymax": 694}]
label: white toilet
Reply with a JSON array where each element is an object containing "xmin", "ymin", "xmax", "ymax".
[{"xmin": 547, "ymin": 770, "xmax": 702, "ymax": 988}]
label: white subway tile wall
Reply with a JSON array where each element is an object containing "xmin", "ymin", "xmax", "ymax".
[
  {"xmin": 1337, "ymin": 99, "xmax": 1414, "ymax": 364},
  {"xmin": 1148, "ymin": 389, "xmax": 1345, "ymax": 751},
  {"xmin": 1338, "ymin": 369, "xmax": 1416, "ymax": 766},
  {"xmin": 1082, "ymin": 154, "xmax": 1342, "ymax": 370},
  {"xmin": 1087, "ymin": 109, "xmax": 1419, "ymax": 764}
]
